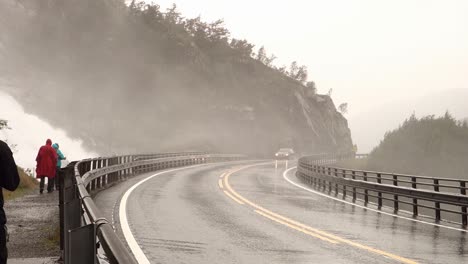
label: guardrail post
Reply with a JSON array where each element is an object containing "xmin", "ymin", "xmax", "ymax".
[
  {"xmin": 377, "ymin": 173, "xmax": 382, "ymax": 209},
  {"xmin": 126, "ymin": 156, "xmax": 131, "ymax": 176},
  {"xmin": 129, "ymin": 156, "xmax": 134, "ymax": 176},
  {"xmin": 393, "ymin": 175, "xmax": 399, "ymax": 212},
  {"xmin": 411, "ymin": 177, "xmax": 418, "ymax": 216},
  {"xmin": 313, "ymin": 167, "xmax": 317, "ymax": 186},
  {"xmin": 86, "ymin": 161, "xmax": 92, "ymax": 174},
  {"xmin": 363, "ymin": 172, "xmax": 368, "ymax": 205},
  {"xmin": 118, "ymin": 157, "xmax": 123, "ymax": 179},
  {"xmin": 309, "ymin": 166, "xmax": 313, "ymax": 185},
  {"xmin": 96, "ymin": 175, "xmax": 101, "ymax": 189},
  {"xmin": 83, "ymin": 161, "xmax": 91, "ymax": 192},
  {"xmin": 434, "ymin": 179, "xmax": 441, "ymax": 222},
  {"xmin": 59, "ymin": 165, "xmax": 73, "ymax": 262},
  {"xmin": 333, "ymin": 168, "xmax": 338, "ymax": 195},
  {"xmin": 461, "ymin": 181, "xmax": 467, "ymax": 226},
  {"xmin": 352, "ymin": 171, "xmax": 356, "ymax": 202},
  {"xmin": 102, "ymin": 159, "xmax": 108, "ymax": 187},
  {"xmin": 109, "ymin": 157, "xmax": 118, "ymax": 183},
  {"xmin": 64, "ymin": 184, "xmax": 83, "ymax": 264},
  {"xmin": 68, "ymin": 224, "xmax": 96, "ymax": 264},
  {"xmin": 342, "ymin": 169, "xmax": 347, "ymax": 199}
]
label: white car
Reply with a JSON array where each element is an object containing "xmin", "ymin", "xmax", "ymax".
[{"xmin": 275, "ymin": 148, "xmax": 295, "ymax": 160}]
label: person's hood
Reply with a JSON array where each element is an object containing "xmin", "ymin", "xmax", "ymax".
[
  {"xmin": 46, "ymin": 139, "xmax": 52, "ymax": 146},
  {"xmin": 52, "ymin": 143, "xmax": 59, "ymax": 150}
]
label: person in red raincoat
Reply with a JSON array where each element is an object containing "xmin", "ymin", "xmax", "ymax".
[{"xmin": 36, "ymin": 139, "xmax": 57, "ymax": 194}]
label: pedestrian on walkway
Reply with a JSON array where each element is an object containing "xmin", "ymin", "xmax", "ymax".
[
  {"xmin": 35, "ymin": 139, "xmax": 57, "ymax": 194},
  {"xmin": 52, "ymin": 143, "xmax": 66, "ymax": 191},
  {"xmin": 0, "ymin": 140, "xmax": 20, "ymax": 264}
]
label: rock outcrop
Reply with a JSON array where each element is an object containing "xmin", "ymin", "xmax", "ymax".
[{"xmin": 0, "ymin": 0, "xmax": 353, "ymax": 156}]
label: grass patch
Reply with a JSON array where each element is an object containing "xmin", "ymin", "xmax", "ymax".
[
  {"xmin": 4, "ymin": 167, "xmax": 38, "ymax": 200},
  {"xmin": 44, "ymin": 224, "xmax": 60, "ymax": 250}
]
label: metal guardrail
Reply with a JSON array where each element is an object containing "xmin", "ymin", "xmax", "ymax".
[
  {"xmin": 59, "ymin": 153, "xmax": 245, "ymax": 264},
  {"xmin": 297, "ymin": 154, "xmax": 468, "ymax": 226}
]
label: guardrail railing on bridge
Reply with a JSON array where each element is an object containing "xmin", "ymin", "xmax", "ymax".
[
  {"xmin": 297, "ymin": 154, "xmax": 468, "ymax": 227},
  {"xmin": 59, "ymin": 153, "xmax": 245, "ymax": 264}
]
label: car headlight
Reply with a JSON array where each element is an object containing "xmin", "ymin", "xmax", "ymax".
[
  {"xmin": 285, "ymin": 154, "xmax": 289, "ymax": 156},
  {"xmin": 275, "ymin": 153, "xmax": 279, "ymax": 156}
]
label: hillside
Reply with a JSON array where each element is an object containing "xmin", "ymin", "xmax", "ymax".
[
  {"xmin": 4, "ymin": 167, "xmax": 37, "ymax": 200},
  {"xmin": 367, "ymin": 113, "xmax": 468, "ymax": 179},
  {"xmin": 0, "ymin": 0, "xmax": 353, "ymax": 156},
  {"xmin": 349, "ymin": 89, "xmax": 468, "ymax": 152}
]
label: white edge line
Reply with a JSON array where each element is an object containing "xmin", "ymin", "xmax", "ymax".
[
  {"xmin": 119, "ymin": 164, "xmax": 206, "ymax": 264},
  {"xmin": 283, "ymin": 166, "xmax": 468, "ymax": 233}
]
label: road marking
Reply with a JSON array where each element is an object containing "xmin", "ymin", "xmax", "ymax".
[
  {"xmin": 120, "ymin": 164, "xmax": 207, "ymax": 264},
  {"xmin": 283, "ymin": 166, "xmax": 468, "ymax": 234},
  {"xmin": 218, "ymin": 179, "xmax": 224, "ymax": 189},
  {"xmin": 220, "ymin": 173, "xmax": 226, "ymax": 179},
  {"xmin": 223, "ymin": 164, "xmax": 419, "ymax": 264},
  {"xmin": 254, "ymin": 210, "xmax": 339, "ymax": 244},
  {"xmin": 222, "ymin": 169, "xmax": 338, "ymax": 244},
  {"xmin": 111, "ymin": 200, "xmax": 119, "ymax": 230},
  {"xmin": 223, "ymin": 190, "xmax": 245, "ymax": 204}
]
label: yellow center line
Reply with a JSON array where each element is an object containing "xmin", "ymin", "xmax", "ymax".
[
  {"xmin": 254, "ymin": 210, "xmax": 339, "ymax": 244},
  {"xmin": 223, "ymin": 190, "xmax": 245, "ymax": 205},
  {"xmin": 221, "ymin": 169, "xmax": 338, "ymax": 244},
  {"xmin": 218, "ymin": 179, "xmax": 224, "ymax": 189},
  {"xmin": 222, "ymin": 164, "xmax": 419, "ymax": 264}
]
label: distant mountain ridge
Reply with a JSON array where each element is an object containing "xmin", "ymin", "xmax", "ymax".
[{"xmin": 0, "ymin": 0, "xmax": 353, "ymax": 156}]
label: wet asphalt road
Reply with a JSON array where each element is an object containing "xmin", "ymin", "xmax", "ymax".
[{"xmin": 94, "ymin": 161, "xmax": 468, "ymax": 264}]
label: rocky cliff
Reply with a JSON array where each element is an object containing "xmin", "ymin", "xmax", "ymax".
[{"xmin": 0, "ymin": 0, "xmax": 353, "ymax": 156}]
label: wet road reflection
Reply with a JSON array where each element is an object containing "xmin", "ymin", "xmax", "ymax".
[
  {"xmin": 234, "ymin": 162, "xmax": 468, "ymax": 263},
  {"xmin": 95, "ymin": 161, "xmax": 468, "ymax": 263}
]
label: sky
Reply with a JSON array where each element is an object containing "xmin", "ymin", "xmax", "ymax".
[
  {"xmin": 146, "ymin": 0, "xmax": 468, "ymax": 151},
  {"xmin": 147, "ymin": 0, "xmax": 468, "ymax": 113},
  {"xmin": 3, "ymin": 1, "xmax": 467, "ymax": 161},
  {"xmin": 0, "ymin": 90, "xmax": 97, "ymax": 169}
]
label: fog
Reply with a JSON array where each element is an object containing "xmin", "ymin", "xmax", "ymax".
[
  {"xmin": 1, "ymin": 0, "xmax": 466, "ymax": 160},
  {"xmin": 151, "ymin": 0, "xmax": 468, "ymax": 153},
  {"xmin": 0, "ymin": 89, "xmax": 97, "ymax": 169},
  {"xmin": 0, "ymin": 0, "xmax": 352, "ymax": 158}
]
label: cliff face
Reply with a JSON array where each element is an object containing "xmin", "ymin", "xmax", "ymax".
[{"xmin": 0, "ymin": 0, "xmax": 352, "ymax": 156}]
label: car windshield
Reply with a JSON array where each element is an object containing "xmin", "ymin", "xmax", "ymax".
[{"xmin": 279, "ymin": 148, "xmax": 293, "ymax": 153}]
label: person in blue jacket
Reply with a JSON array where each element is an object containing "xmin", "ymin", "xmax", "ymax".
[{"xmin": 52, "ymin": 143, "xmax": 66, "ymax": 191}]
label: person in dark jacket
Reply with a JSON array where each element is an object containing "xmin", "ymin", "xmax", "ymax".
[
  {"xmin": 52, "ymin": 143, "xmax": 66, "ymax": 191},
  {"xmin": 35, "ymin": 139, "xmax": 57, "ymax": 194},
  {"xmin": 0, "ymin": 140, "xmax": 20, "ymax": 263}
]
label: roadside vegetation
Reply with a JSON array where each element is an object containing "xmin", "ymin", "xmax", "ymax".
[
  {"xmin": 1, "ymin": 119, "xmax": 38, "ymax": 199},
  {"xmin": 340, "ymin": 113, "xmax": 468, "ymax": 179},
  {"xmin": 4, "ymin": 167, "xmax": 38, "ymax": 200}
]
